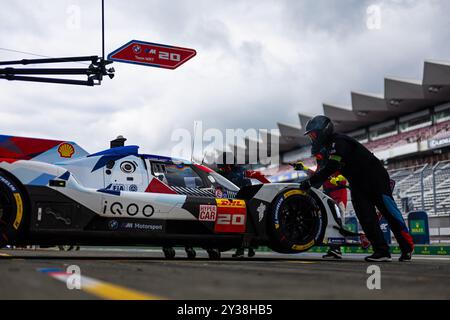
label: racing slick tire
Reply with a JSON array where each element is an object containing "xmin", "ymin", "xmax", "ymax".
[
  {"xmin": 0, "ymin": 172, "xmax": 26, "ymax": 248},
  {"xmin": 267, "ymin": 189, "xmax": 327, "ymax": 254}
]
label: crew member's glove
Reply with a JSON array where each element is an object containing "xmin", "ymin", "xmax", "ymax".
[
  {"xmin": 329, "ymin": 175, "xmax": 346, "ymax": 186},
  {"xmin": 293, "ymin": 161, "xmax": 309, "ymax": 171},
  {"xmin": 299, "ymin": 179, "xmax": 312, "ymax": 191}
]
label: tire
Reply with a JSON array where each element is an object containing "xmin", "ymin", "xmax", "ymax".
[
  {"xmin": 267, "ymin": 189, "xmax": 327, "ymax": 254},
  {"xmin": 58, "ymin": 245, "xmax": 75, "ymax": 251},
  {"xmin": 0, "ymin": 172, "xmax": 26, "ymax": 248},
  {"xmin": 206, "ymin": 249, "xmax": 221, "ymax": 260},
  {"xmin": 163, "ymin": 247, "xmax": 176, "ymax": 259},
  {"xmin": 185, "ymin": 247, "xmax": 196, "ymax": 259}
]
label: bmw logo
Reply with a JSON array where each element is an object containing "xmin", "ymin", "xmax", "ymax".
[
  {"xmin": 133, "ymin": 45, "xmax": 141, "ymax": 54},
  {"xmin": 215, "ymin": 188, "xmax": 223, "ymax": 198},
  {"xmin": 108, "ymin": 220, "xmax": 119, "ymax": 230}
]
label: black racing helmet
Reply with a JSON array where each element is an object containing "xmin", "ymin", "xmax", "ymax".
[{"xmin": 304, "ymin": 115, "xmax": 334, "ymax": 148}]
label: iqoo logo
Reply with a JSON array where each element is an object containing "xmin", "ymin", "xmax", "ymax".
[{"xmin": 102, "ymin": 201, "xmax": 155, "ymax": 217}]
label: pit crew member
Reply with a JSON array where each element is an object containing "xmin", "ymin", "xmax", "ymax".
[{"xmin": 299, "ymin": 116, "xmax": 414, "ymax": 262}]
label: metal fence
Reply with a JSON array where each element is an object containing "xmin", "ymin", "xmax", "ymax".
[{"xmin": 388, "ymin": 161, "xmax": 450, "ymax": 216}]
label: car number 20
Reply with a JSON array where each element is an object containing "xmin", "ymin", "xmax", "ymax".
[
  {"xmin": 216, "ymin": 213, "xmax": 245, "ymax": 225},
  {"xmin": 159, "ymin": 52, "xmax": 181, "ymax": 62}
]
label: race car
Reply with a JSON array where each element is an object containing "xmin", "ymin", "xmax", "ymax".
[{"xmin": 0, "ymin": 135, "xmax": 360, "ymax": 258}]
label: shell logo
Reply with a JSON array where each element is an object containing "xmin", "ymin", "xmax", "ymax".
[{"xmin": 58, "ymin": 143, "xmax": 75, "ymax": 158}]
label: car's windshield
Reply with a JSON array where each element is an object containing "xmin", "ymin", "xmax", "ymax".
[{"xmin": 154, "ymin": 163, "xmax": 205, "ymax": 188}]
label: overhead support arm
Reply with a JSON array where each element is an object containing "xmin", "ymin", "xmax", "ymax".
[{"xmin": 0, "ymin": 56, "xmax": 115, "ymax": 86}]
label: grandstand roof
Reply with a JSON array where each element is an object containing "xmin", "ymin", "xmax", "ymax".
[
  {"xmin": 277, "ymin": 122, "xmax": 309, "ymax": 152},
  {"xmin": 308, "ymin": 60, "xmax": 450, "ymax": 139}
]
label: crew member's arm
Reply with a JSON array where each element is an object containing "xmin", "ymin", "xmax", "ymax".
[
  {"xmin": 301, "ymin": 141, "xmax": 348, "ymax": 190},
  {"xmin": 293, "ymin": 161, "xmax": 315, "ymax": 176},
  {"xmin": 308, "ymin": 156, "xmax": 342, "ymax": 188}
]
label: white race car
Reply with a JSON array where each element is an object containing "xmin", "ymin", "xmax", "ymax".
[{"xmin": 0, "ymin": 134, "xmax": 360, "ymax": 258}]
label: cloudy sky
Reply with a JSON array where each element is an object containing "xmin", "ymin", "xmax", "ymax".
[{"xmin": 0, "ymin": 0, "xmax": 449, "ymax": 158}]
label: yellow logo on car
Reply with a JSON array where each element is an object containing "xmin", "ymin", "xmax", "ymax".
[
  {"xmin": 284, "ymin": 189, "xmax": 306, "ymax": 199},
  {"xmin": 58, "ymin": 143, "xmax": 75, "ymax": 158},
  {"xmin": 13, "ymin": 193, "xmax": 23, "ymax": 230},
  {"xmin": 215, "ymin": 199, "xmax": 246, "ymax": 208},
  {"xmin": 291, "ymin": 240, "xmax": 315, "ymax": 251}
]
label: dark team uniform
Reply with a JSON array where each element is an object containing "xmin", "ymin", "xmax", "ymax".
[{"xmin": 308, "ymin": 133, "xmax": 414, "ymax": 255}]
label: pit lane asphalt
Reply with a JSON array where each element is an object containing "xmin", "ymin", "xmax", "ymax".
[{"xmin": 0, "ymin": 248, "xmax": 449, "ymax": 300}]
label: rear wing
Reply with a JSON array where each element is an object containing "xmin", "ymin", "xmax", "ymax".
[{"xmin": 0, "ymin": 135, "xmax": 88, "ymax": 163}]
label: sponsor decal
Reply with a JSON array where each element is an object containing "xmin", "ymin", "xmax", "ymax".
[
  {"xmin": 13, "ymin": 193, "xmax": 23, "ymax": 230},
  {"xmin": 428, "ymin": 135, "xmax": 450, "ymax": 149},
  {"xmin": 132, "ymin": 44, "xmax": 141, "ymax": 54},
  {"xmin": 215, "ymin": 199, "xmax": 246, "ymax": 208},
  {"xmin": 380, "ymin": 222, "xmax": 389, "ymax": 233},
  {"xmin": 120, "ymin": 161, "xmax": 137, "ymax": 174},
  {"xmin": 119, "ymin": 222, "xmax": 164, "ymax": 232},
  {"xmin": 0, "ymin": 176, "xmax": 17, "ymax": 192},
  {"xmin": 214, "ymin": 199, "xmax": 246, "ymax": 233},
  {"xmin": 410, "ymin": 220, "xmax": 426, "ymax": 235},
  {"xmin": 327, "ymin": 238, "xmax": 346, "ymax": 244},
  {"xmin": 291, "ymin": 240, "xmax": 315, "ymax": 251},
  {"xmin": 199, "ymin": 205, "xmax": 217, "ymax": 222},
  {"xmin": 214, "ymin": 188, "xmax": 223, "ymax": 198},
  {"xmin": 273, "ymin": 197, "xmax": 284, "ymax": 225},
  {"xmin": 283, "ymin": 189, "xmax": 306, "ymax": 198},
  {"xmin": 58, "ymin": 143, "xmax": 75, "ymax": 158},
  {"xmin": 102, "ymin": 201, "xmax": 155, "ymax": 218},
  {"xmin": 109, "ymin": 184, "xmax": 138, "ymax": 192},
  {"xmin": 108, "ymin": 220, "xmax": 119, "ymax": 230},
  {"xmin": 110, "ymin": 184, "xmax": 126, "ymax": 191},
  {"xmin": 257, "ymin": 203, "xmax": 266, "ymax": 222}
]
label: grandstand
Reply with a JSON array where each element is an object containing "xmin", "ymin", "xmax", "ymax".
[{"xmin": 389, "ymin": 161, "xmax": 450, "ymax": 216}]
